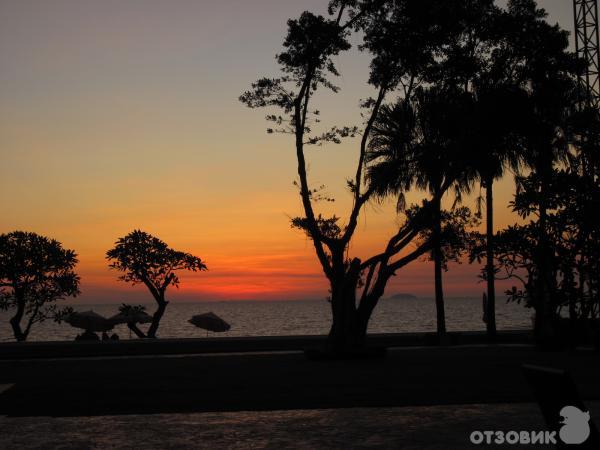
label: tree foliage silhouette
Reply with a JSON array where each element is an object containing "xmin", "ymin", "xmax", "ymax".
[
  {"xmin": 509, "ymin": 0, "xmax": 582, "ymax": 341},
  {"xmin": 241, "ymin": 0, "xmax": 484, "ymax": 350},
  {"xmin": 106, "ymin": 230, "xmax": 207, "ymax": 338},
  {"xmin": 367, "ymin": 87, "xmax": 480, "ymax": 336},
  {"xmin": 470, "ymin": 158, "xmax": 600, "ymax": 330},
  {"xmin": 466, "ymin": 0, "xmax": 598, "ymax": 344},
  {"xmin": 0, "ymin": 231, "xmax": 80, "ymax": 341},
  {"xmin": 241, "ymin": 0, "xmax": 597, "ymax": 349}
]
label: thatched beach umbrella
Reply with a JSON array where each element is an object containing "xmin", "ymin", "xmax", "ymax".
[
  {"xmin": 108, "ymin": 305, "xmax": 153, "ymax": 339},
  {"xmin": 189, "ymin": 312, "xmax": 230, "ymax": 336},
  {"xmin": 109, "ymin": 310, "xmax": 153, "ymax": 326},
  {"xmin": 65, "ymin": 310, "xmax": 113, "ymax": 332}
]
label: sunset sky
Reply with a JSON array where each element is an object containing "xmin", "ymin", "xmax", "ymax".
[{"xmin": 0, "ymin": 0, "xmax": 574, "ymax": 303}]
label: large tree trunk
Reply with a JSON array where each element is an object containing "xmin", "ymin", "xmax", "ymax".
[
  {"xmin": 10, "ymin": 299, "xmax": 27, "ymax": 342},
  {"xmin": 327, "ymin": 258, "xmax": 364, "ymax": 351},
  {"xmin": 328, "ymin": 292, "xmax": 359, "ymax": 351},
  {"xmin": 329, "ymin": 288, "xmax": 384, "ymax": 351},
  {"xmin": 432, "ymin": 192, "xmax": 446, "ymax": 337},
  {"xmin": 485, "ymin": 178, "xmax": 497, "ymax": 338},
  {"xmin": 147, "ymin": 299, "xmax": 169, "ymax": 338}
]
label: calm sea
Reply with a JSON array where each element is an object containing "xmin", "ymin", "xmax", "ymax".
[{"xmin": 0, "ymin": 297, "xmax": 532, "ymax": 342}]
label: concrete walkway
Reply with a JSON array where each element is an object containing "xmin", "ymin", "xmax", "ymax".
[
  {"xmin": 1, "ymin": 402, "xmax": 599, "ymax": 449},
  {"xmin": 2, "ymin": 346, "xmax": 599, "ymax": 416}
]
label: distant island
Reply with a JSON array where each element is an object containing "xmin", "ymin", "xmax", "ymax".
[{"xmin": 387, "ymin": 293, "xmax": 418, "ymax": 300}]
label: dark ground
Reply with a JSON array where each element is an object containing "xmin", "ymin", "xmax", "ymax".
[
  {"xmin": 2, "ymin": 403, "xmax": 600, "ymax": 449},
  {"xmin": 1, "ymin": 345, "xmax": 598, "ymax": 417}
]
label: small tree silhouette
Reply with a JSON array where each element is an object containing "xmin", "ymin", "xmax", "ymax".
[
  {"xmin": 0, "ymin": 231, "xmax": 80, "ymax": 341},
  {"xmin": 106, "ymin": 230, "xmax": 207, "ymax": 338}
]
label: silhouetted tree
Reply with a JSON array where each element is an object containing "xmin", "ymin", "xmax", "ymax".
[
  {"xmin": 0, "ymin": 231, "xmax": 80, "ymax": 341},
  {"xmin": 462, "ymin": 1, "xmax": 533, "ymax": 336},
  {"xmin": 471, "ymin": 161, "xmax": 600, "ymax": 333},
  {"xmin": 366, "ymin": 0, "xmax": 525, "ymax": 337},
  {"xmin": 460, "ymin": 0, "xmax": 587, "ymax": 343},
  {"xmin": 240, "ymin": 0, "xmax": 483, "ymax": 350},
  {"xmin": 106, "ymin": 230, "xmax": 207, "ymax": 338},
  {"xmin": 510, "ymin": 168, "xmax": 600, "ymax": 311},
  {"xmin": 429, "ymin": 0, "xmax": 543, "ymax": 338},
  {"xmin": 568, "ymin": 107, "xmax": 600, "ymax": 322},
  {"xmin": 509, "ymin": 4, "xmax": 581, "ymax": 342},
  {"xmin": 466, "ymin": 85, "xmax": 530, "ymax": 337},
  {"xmin": 367, "ymin": 87, "xmax": 479, "ymax": 336}
]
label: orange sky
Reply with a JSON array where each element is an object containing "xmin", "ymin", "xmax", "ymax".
[{"xmin": 0, "ymin": 0, "xmax": 573, "ymax": 303}]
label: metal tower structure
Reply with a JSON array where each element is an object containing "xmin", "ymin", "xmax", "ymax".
[{"xmin": 573, "ymin": 0, "xmax": 600, "ymax": 109}]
